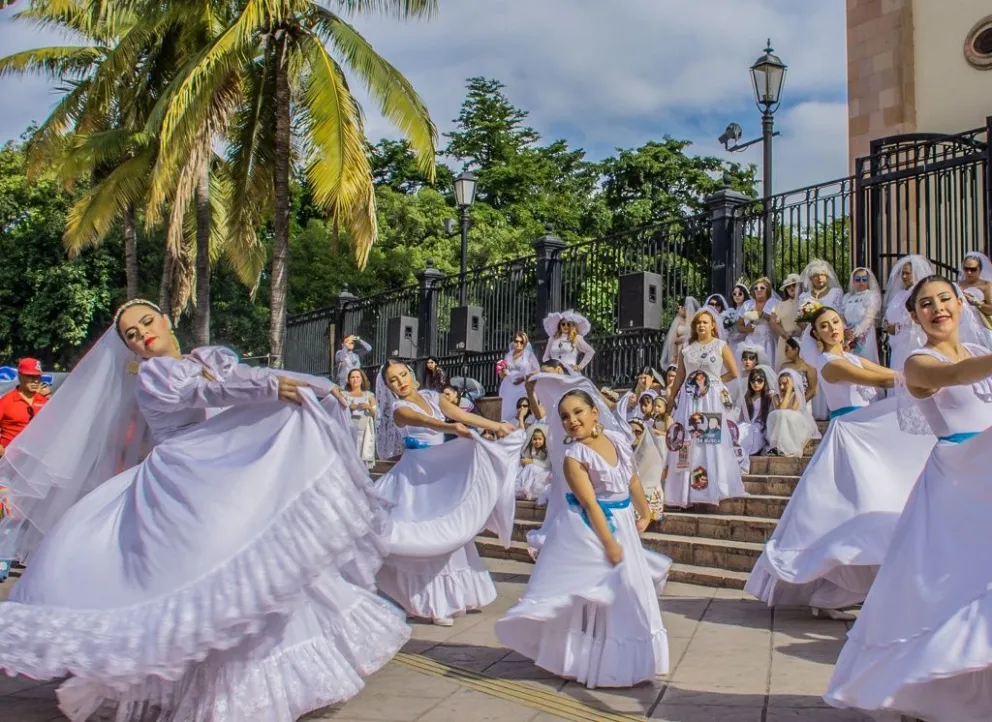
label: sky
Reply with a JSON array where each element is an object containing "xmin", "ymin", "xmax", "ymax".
[{"xmin": 0, "ymin": 0, "xmax": 850, "ymax": 194}]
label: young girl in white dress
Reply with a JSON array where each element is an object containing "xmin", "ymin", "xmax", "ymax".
[
  {"xmin": 737, "ymin": 278, "xmax": 781, "ymax": 367},
  {"xmin": 496, "ymin": 374, "xmax": 670, "ymax": 688},
  {"xmin": 883, "ymin": 254, "xmax": 933, "ymax": 370},
  {"xmin": 664, "ymin": 308, "xmax": 747, "ymax": 508},
  {"xmin": 766, "ymin": 369, "xmax": 818, "ymax": 457},
  {"xmin": 841, "ymin": 266, "xmax": 881, "ymax": 364},
  {"xmin": 543, "ymin": 312, "xmax": 595, "ymax": 373},
  {"xmin": 515, "ymin": 424, "xmax": 551, "ymax": 502},
  {"xmin": 0, "ymin": 300, "xmax": 408, "ymax": 721},
  {"xmin": 825, "ymin": 276, "xmax": 992, "ymax": 722},
  {"xmin": 374, "ymin": 361, "xmax": 523, "ymax": 627},
  {"xmin": 499, "ymin": 331, "xmax": 541, "ymax": 422},
  {"xmin": 744, "ymin": 306, "xmax": 936, "ymax": 619},
  {"xmin": 737, "ymin": 364, "xmax": 775, "ymax": 457},
  {"xmin": 344, "ymin": 368, "xmax": 377, "ymax": 469},
  {"xmin": 797, "ymin": 259, "xmax": 845, "ymax": 420}
]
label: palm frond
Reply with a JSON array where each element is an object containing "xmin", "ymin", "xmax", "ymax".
[
  {"xmin": 64, "ymin": 147, "xmax": 155, "ymax": 253},
  {"xmin": 24, "ymin": 79, "xmax": 91, "ymax": 179},
  {"xmin": 211, "ymin": 162, "xmax": 265, "ymax": 288},
  {"xmin": 0, "ymin": 45, "xmax": 103, "ymax": 80},
  {"xmin": 299, "ymin": 33, "xmax": 376, "ymax": 267},
  {"xmin": 311, "ymin": 6, "xmax": 435, "ymax": 180},
  {"xmin": 332, "ymin": 0, "xmax": 438, "ymax": 20}
]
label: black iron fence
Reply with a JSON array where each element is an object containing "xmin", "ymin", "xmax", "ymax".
[{"xmin": 286, "ymin": 116, "xmax": 992, "ymax": 392}]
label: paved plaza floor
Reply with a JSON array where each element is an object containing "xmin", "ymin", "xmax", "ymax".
[{"xmin": 0, "ymin": 557, "xmax": 871, "ymax": 722}]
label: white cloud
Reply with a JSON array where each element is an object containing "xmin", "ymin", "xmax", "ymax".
[{"xmin": 1, "ymin": 0, "xmax": 850, "ymax": 191}]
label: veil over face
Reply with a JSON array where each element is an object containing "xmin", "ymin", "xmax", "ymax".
[
  {"xmin": 884, "ymin": 255, "xmax": 934, "ymax": 309},
  {"xmin": 801, "ymin": 259, "xmax": 843, "ymax": 294}
]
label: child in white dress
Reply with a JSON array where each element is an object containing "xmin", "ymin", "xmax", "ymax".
[
  {"xmin": 515, "ymin": 424, "xmax": 551, "ymax": 502},
  {"xmin": 496, "ymin": 374, "xmax": 670, "ymax": 688},
  {"xmin": 766, "ymin": 369, "xmax": 818, "ymax": 457}
]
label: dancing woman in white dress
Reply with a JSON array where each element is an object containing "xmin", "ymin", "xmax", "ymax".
[
  {"xmin": 665, "ymin": 308, "xmax": 747, "ymax": 508},
  {"xmin": 374, "ymin": 361, "xmax": 523, "ymax": 627},
  {"xmin": 0, "ymin": 300, "xmax": 409, "ymax": 722},
  {"xmin": 495, "ymin": 374, "xmax": 670, "ymax": 688},
  {"xmin": 543, "ymin": 311, "xmax": 595, "ymax": 373},
  {"xmin": 883, "ymin": 254, "xmax": 933, "ymax": 370},
  {"xmin": 825, "ymin": 276, "xmax": 992, "ymax": 722},
  {"xmin": 797, "ymin": 260, "xmax": 844, "ymax": 420},
  {"xmin": 744, "ymin": 305, "xmax": 935, "ymax": 619},
  {"xmin": 499, "ymin": 331, "xmax": 541, "ymax": 422}
]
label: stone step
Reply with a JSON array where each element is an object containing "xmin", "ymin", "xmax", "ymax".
[
  {"xmin": 747, "ymin": 455, "xmax": 811, "ymax": 476},
  {"xmin": 743, "ymin": 474, "xmax": 800, "ymax": 496},
  {"xmin": 483, "ymin": 521, "xmax": 763, "ymax": 573},
  {"xmin": 474, "ymin": 538, "xmax": 750, "ymax": 590}
]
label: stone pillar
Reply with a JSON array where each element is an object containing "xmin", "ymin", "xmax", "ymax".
[
  {"xmin": 532, "ymin": 225, "xmax": 566, "ymax": 340},
  {"xmin": 417, "ymin": 259, "xmax": 445, "ymax": 358},
  {"xmin": 705, "ymin": 185, "xmax": 751, "ymax": 299}
]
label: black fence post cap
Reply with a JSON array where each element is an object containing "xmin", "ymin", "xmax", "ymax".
[
  {"xmin": 533, "ymin": 224, "xmax": 566, "ymax": 250},
  {"xmin": 417, "ymin": 258, "xmax": 445, "ymax": 282}
]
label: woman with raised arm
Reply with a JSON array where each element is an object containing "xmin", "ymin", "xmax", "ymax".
[
  {"xmin": 0, "ymin": 300, "xmax": 409, "ymax": 722},
  {"xmin": 745, "ymin": 304, "xmax": 935, "ymax": 620},
  {"xmin": 825, "ymin": 275, "xmax": 992, "ymax": 721},
  {"xmin": 496, "ymin": 373, "xmax": 670, "ymax": 688},
  {"xmin": 542, "ymin": 311, "xmax": 595, "ymax": 373},
  {"xmin": 883, "ymin": 254, "xmax": 933, "ymax": 370},
  {"xmin": 665, "ymin": 307, "xmax": 748, "ymax": 508},
  {"xmin": 498, "ymin": 331, "xmax": 541, "ymax": 422},
  {"xmin": 374, "ymin": 360, "xmax": 523, "ymax": 627}
]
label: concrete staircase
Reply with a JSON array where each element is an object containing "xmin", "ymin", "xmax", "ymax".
[{"xmin": 372, "ymin": 423, "xmax": 825, "ymax": 589}]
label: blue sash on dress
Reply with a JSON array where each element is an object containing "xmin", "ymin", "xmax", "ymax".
[
  {"xmin": 938, "ymin": 432, "xmax": 978, "ymax": 444},
  {"xmin": 565, "ymin": 493, "xmax": 631, "ymax": 534},
  {"xmin": 829, "ymin": 406, "xmax": 860, "ymax": 420},
  {"xmin": 403, "ymin": 436, "xmax": 432, "ymax": 450}
]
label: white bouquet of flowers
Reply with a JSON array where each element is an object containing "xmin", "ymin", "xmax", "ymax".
[
  {"xmin": 741, "ymin": 310, "xmax": 760, "ymax": 326},
  {"xmin": 720, "ymin": 309, "xmax": 738, "ymax": 331}
]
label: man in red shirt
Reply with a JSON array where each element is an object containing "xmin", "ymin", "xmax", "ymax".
[{"xmin": 0, "ymin": 358, "xmax": 49, "ymax": 457}]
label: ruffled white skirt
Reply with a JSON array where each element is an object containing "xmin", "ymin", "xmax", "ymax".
[
  {"xmin": 499, "ymin": 375, "xmax": 529, "ymax": 422},
  {"xmin": 0, "ymin": 394, "xmax": 408, "ymax": 722},
  {"xmin": 515, "ymin": 462, "xmax": 552, "ymax": 501},
  {"xmin": 495, "ymin": 494, "xmax": 670, "ymax": 688},
  {"xmin": 766, "ymin": 409, "xmax": 818, "ymax": 457},
  {"xmin": 825, "ymin": 430, "xmax": 992, "ymax": 722},
  {"xmin": 375, "ymin": 432, "xmax": 524, "ymax": 619},
  {"xmin": 745, "ymin": 397, "xmax": 935, "ymax": 610}
]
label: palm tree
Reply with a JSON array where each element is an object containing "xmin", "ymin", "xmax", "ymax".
[{"xmin": 153, "ymin": 0, "xmax": 438, "ymax": 366}]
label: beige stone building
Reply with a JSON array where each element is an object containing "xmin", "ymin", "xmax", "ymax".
[{"xmin": 847, "ymin": 0, "xmax": 992, "ymax": 168}]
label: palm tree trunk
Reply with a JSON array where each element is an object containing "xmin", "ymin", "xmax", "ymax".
[
  {"xmin": 269, "ymin": 36, "xmax": 292, "ymax": 369},
  {"xmin": 123, "ymin": 204, "xmax": 139, "ymax": 300},
  {"xmin": 194, "ymin": 160, "xmax": 211, "ymax": 346},
  {"xmin": 159, "ymin": 250, "xmax": 175, "ymax": 316}
]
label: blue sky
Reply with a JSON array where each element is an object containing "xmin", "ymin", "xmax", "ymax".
[{"xmin": 0, "ymin": 0, "xmax": 849, "ymax": 194}]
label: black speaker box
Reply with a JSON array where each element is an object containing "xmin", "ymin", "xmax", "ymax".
[
  {"xmin": 386, "ymin": 315, "xmax": 419, "ymax": 358},
  {"xmin": 448, "ymin": 305, "xmax": 485, "ymax": 353},
  {"xmin": 618, "ymin": 271, "xmax": 664, "ymax": 331}
]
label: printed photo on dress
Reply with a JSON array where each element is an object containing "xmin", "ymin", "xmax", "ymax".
[
  {"xmin": 700, "ymin": 413, "xmax": 722, "ymax": 444},
  {"xmin": 676, "ymin": 445, "xmax": 689, "ymax": 471},
  {"xmin": 686, "ymin": 371, "xmax": 710, "ymax": 399},
  {"xmin": 727, "ymin": 419, "xmax": 740, "ymax": 445},
  {"xmin": 665, "ymin": 422, "xmax": 686, "ymax": 452},
  {"xmin": 691, "ymin": 466, "xmax": 709, "ymax": 490},
  {"xmin": 720, "ymin": 388, "xmax": 733, "ymax": 409}
]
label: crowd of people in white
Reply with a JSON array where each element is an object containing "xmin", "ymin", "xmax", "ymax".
[{"xmin": 0, "ymin": 251, "xmax": 990, "ymax": 721}]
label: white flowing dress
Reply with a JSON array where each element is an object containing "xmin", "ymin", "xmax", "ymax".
[
  {"xmin": 739, "ymin": 298, "xmax": 780, "ymax": 368},
  {"xmin": 745, "ymin": 352, "xmax": 936, "ymax": 609},
  {"xmin": 0, "ymin": 346, "xmax": 409, "ymax": 722},
  {"xmin": 375, "ymin": 391, "xmax": 523, "ymax": 620},
  {"xmin": 885, "ymin": 288, "xmax": 924, "ymax": 371},
  {"xmin": 825, "ymin": 345, "xmax": 992, "ymax": 722},
  {"xmin": 665, "ymin": 339, "xmax": 748, "ymax": 508},
  {"xmin": 516, "ymin": 457, "xmax": 552, "ymax": 502},
  {"xmin": 499, "ymin": 350, "xmax": 540, "ymax": 422},
  {"xmin": 495, "ymin": 431, "xmax": 670, "ymax": 688}
]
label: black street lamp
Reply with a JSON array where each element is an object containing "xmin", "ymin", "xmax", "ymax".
[
  {"xmin": 720, "ymin": 40, "xmax": 787, "ymax": 279},
  {"xmin": 453, "ymin": 170, "xmax": 478, "ymax": 305}
]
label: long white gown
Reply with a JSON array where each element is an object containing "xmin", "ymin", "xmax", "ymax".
[
  {"xmin": 745, "ymin": 352, "xmax": 936, "ymax": 610},
  {"xmin": 375, "ymin": 391, "xmax": 523, "ymax": 620},
  {"xmin": 0, "ymin": 346, "xmax": 409, "ymax": 722},
  {"xmin": 495, "ymin": 423, "xmax": 670, "ymax": 688},
  {"xmin": 825, "ymin": 344, "xmax": 992, "ymax": 722},
  {"xmin": 884, "ymin": 288, "xmax": 925, "ymax": 371},
  {"xmin": 665, "ymin": 338, "xmax": 748, "ymax": 508},
  {"xmin": 738, "ymin": 297, "xmax": 780, "ymax": 368}
]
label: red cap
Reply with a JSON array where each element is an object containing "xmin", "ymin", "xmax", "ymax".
[{"xmin": 17, "ymin": 358, "xmax": 43, "ymax": 376}]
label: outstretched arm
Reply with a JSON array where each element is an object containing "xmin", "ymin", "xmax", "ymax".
[
  {"xmin": 820, "ymin": 358, "xmax": 897, "ymax": 388},
  {"xmin": 904, "ymin": 351, "xmax": 992, "ymax": 398},
  {"xmin": 438, "ymin": 396, "xmax": 515, "ymax": 437}
]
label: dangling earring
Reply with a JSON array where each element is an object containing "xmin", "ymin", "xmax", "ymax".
[
  {"xmin": 126, "ymin": 355, "xmax": 141, "ymax": 375},
  {"xmin": 591, "ymin": 422, "xmax": 603, "ymax": 438}
]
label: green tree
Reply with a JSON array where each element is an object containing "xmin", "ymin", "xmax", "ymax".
[{"xmin": 155, "ymin": 0, "xmax": 438, "ymax": 367}]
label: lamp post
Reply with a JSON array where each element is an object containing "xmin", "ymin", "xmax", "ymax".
[
  {"xmin": 453, "ymin": 170, "xmax": 478, "ymax": 305},
  {"xmin": 719, "ymin": 40, "xmax": 787, "ymax": 279}
]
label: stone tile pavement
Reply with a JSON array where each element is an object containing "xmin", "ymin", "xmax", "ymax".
[{"xmin": 0, "ymin": 557, "xmax": 872, "ymax": 721}]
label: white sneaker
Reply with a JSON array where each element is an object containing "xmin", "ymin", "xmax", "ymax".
[
  {"xmin": 432, "ymin": 617, "xmax": 454, "ymax": 627},
  {"xmin": 811, "ymin": 607, "xmax": 856, "ymax": 621}
]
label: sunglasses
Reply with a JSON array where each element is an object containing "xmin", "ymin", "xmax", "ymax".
[
  {"xmin": 754, "ymin": 285, "xmax": 767, "ymax": 291},
  {"xmin": 964, "ymin": 266, "xmax": 981, "ymax": 273},
  {"xmin": 853, "ymin": 275, "xmax": 870, "ymax": 282},
  {"xmin": 513, "ymin": 338, "xmax": 524, "ymax": 344}
]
